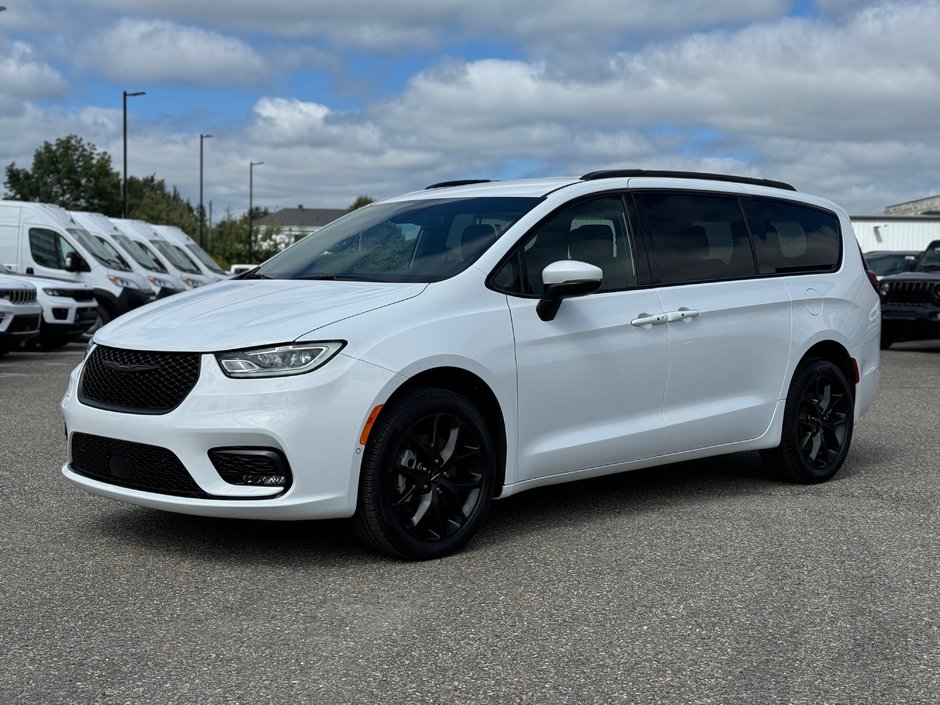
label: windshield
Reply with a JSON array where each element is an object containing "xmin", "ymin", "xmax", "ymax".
[
  {"xmin": 186, "ymin": 243, "xmax": 226, "ymax": 274},
  {"xmin": 113, "ymin": 234, "xmax": 168, "ymax": 273},
  {"xmin": 151, "ymin": 240, "xmax": 200, "ymax": 274},
  {"xmin": 68, "ymin": 228, "xmax": 130, "ymax": 271},
  {"xmin": 254, "ymin": 197, "xmax": 540, "ymax": 282},
  {"xmin": 917, "ymin": 244, "xmax": 940, "ymax": 271},
  {"xmin": 93, "ymin": 236, "xmax": 132, "ymax": 270},
  {"xmin": 866, "ymin": 253, "xmax": 916, "ymax": 277}
]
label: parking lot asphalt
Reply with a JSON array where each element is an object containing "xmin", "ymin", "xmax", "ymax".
[{"xmin": 1, "ymin": 343, "xmax": 938, "ymax": 704}]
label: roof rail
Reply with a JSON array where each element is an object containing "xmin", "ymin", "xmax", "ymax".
[
  {"xmin": 580, "ymin": 169, "xmax": 797, "ymax": 192},
  {"xmin": 425, "ymin": 179, "xmax": 494, "ymax": 190}
]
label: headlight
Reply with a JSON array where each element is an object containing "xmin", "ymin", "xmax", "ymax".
[
  {"xmin": 43, "ymin": 288, "xmax": 73, "ymax": 297},
  {"xmin": 216, "ymin": 341, "xmax": 345, "ymax": 378},
  {"xmin": 147, "ymin": 276, "xmax": 171, "ymax": 289},
  {"xmin": 181, "ymin": 277, "xmax": 204, "ymax": 289},
  {"xmin": 879, "ymin": 282, "xmax": 890, "ymax": 295},
  {"xmin": 107, "ymin": 275, "xmax": 143, "ymax": 289}
]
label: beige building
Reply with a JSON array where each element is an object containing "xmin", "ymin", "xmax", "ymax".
[{"xmin": 884, "ymin": 194, "xmax": 940, "ymax": 216}]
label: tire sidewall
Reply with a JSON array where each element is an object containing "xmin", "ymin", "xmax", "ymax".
[
  {"xmin": 782, "ymin": 359, "xmax": 854, "ymax": 482},
  {"xmin": 361, "ymin": 389, "xmax": 496, "ymax": 559}
]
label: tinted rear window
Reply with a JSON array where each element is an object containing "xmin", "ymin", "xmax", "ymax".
[
  {"xmin": 749, "ymin": 199, "xmax": 841, "ymax": 274},
  {"xmin": 634, "ymin": 192, "xmax": 756, "ymax": 285}
]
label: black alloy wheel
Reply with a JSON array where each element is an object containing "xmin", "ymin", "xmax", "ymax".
[
  {"xmin": 353, "ymin": 388, "xmax": 496, "ymax": 560},
  {"xmin": 761, "ymin": 359, "xmax": 854, "ymax": 483}
]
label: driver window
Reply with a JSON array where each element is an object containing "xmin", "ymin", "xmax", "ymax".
[
  {"xmin": 29, "ymin": 228, "xmax": 66, "ymax": 269},
  {"xmin": 497, "ymin": 196, "xmax": 636, "ymax": 296}
]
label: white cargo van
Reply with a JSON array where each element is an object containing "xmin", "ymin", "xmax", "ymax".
[
  {"xmin": 0, "ymin": 201, "xmax": 153, "ymax": 329},
  {"xmin": 70, "ymin": 212, "xmax": 186, "ymax": 299},
  {"xmin": 110, "ymin": 219, "xmax": 212, "ymax": 289},
  {"xmin": 0, "ymin": 273, "xmax": 40, "ymax": 355},
  {"xmin": 0, "ymin": 263, "xmax": 97, "ymax": 347},
  {"xmin": 151, "ymin": 224, "xmax": 228, "ymax": 282}
]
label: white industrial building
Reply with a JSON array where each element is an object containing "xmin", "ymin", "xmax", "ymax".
[{"xmin": 850, "ymin": 216, "xmax": 940, "ymax": 253}]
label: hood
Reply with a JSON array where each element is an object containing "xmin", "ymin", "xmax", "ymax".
[
  {"xmin": 6, "ymin": 272, "xmax": 92, "ymax": 290},
  {"xmin": 0, "ymin": 274, "xmax": 35, "ymax": 291},
  {"xmin": 883, "ymin": 270, "xmax": 940, "ymax": 282},
  {"xmin": 95, "ymin": 278, "xmax": 427, "ymax": 352}
]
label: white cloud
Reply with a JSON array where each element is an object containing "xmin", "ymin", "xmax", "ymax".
[
  {"xmin": 87, "ymin": 19, "xmax": 268, "ymax": 84},
  {"xmin": 0, "ymin": 40, "xmax": 67, "ymax": 112},
  {"xmin": 5, "ymin": 1, "xmax": 940, "ymax": 216},
  {"xmin": 84, "ymin": 0, "xmax": 791, "ymax": 50}
]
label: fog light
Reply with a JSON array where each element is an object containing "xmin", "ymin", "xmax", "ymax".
[{"xmin": 208, "ymin": 448, "xmax": 292, "ymax": 491}]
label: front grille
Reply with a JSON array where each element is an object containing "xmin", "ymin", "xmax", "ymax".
[
  {"xmin": 70, "ymin": 433, "xmax": 210, "ymax": 498},
  {"xmin": 883, "ymin": 280, "xmax": 940, "ymax": 306},
  {"xmin": 0, "ymin": 288, "xmax": 37, "ymax": 305},
  {"xmin": 79, "ymin": 346, "xmax": 201, "ymax": 414}
]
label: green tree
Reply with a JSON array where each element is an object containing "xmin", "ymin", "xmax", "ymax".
[
  {"xmin": 3, "ymin": 135, "xmax": 121, "ymax": 213},
  {"xmin": 347, "ymin": 195, "xmax": 375, "ymax": 211},
  {"xmin": 127, "ymin": 174, "xmax": 198, "ymax": 234}
]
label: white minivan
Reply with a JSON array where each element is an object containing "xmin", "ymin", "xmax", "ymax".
[
  {"xmin": 151, "ymin": 224, "xmax": 228, "ymax": 282},
  {"xmin": 0, "ymin": 201, "xmax": 153, "ymax": 329},
  {"xmin": 62, "ymin": 171, "xmax": 881, "ymax": 559},
  {"xmin": 70, "ymin": 211, "xmax": 186, "ymax": 300},
  {"xmin": 110, "ymin": 219, "xmax": 213, "ymax": 289}
]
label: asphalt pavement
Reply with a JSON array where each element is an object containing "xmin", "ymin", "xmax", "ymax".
[{"xmin": 0, "ymin": 342, "xmax": 938, "ymax": 704}]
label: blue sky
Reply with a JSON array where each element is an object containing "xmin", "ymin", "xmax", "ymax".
[{"xmin": 2, "ymin": 0, "xmax": 939, "ymax": 218}]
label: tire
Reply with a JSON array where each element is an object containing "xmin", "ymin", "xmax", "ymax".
[
  {"xmin": 82, "ymin": 303, "xmax": 113, "ymax": 341},
  {"xmin": 761, "ymin": 359, "xmax": 854, "ymax": 483},
  {"xmin": 880, "ymin": 330, "xmax": 894, "ymax": 349},
  {"xmin": 353, "ymin": 388, "xmax": 496, "ymax": 560},
  {"xmin": 39, "ymin": 335, "xmax": 70, "ymax": 349}
]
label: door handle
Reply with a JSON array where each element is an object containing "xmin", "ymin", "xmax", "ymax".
[
  {"xmin": 665, "ymin": 308, "xmax": 700, "ymax": 323},
  {"xmin": 631, "ymin": 313, "xmax": 668, "ymax": 327}
]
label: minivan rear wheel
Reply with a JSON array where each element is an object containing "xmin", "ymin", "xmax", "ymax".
[
  {"xmin": 761, "ymin": 359, "xmax": 854, "ymax": 483},
  {"xmin": 353, "ymin": 388, "xmax": 496, "ymax": 560}
]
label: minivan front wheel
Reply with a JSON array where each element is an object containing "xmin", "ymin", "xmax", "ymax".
[
  {"xmin": 761, "ymin": 359, "xmax": 854, "ymax": 483},
  {"xmin": 353, "ymin": 388, "xmax": 496, "ymax": 560}
]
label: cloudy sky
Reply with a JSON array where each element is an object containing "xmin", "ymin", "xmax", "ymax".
[{"xmin": 1, "ymin": 0, "xmax": 938, "ymax": 217}]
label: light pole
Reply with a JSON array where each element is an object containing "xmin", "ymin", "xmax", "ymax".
[
  {"xmin": 122, "ymin": 90, "xmax": 146, "ymax": 218},
  {"xmin": 248, "ymin": 161, "xmax": 264, "ymax": 263},
  {"xmin": 199, "ymin": 133, "xmax": 212, "ymax": 247}
]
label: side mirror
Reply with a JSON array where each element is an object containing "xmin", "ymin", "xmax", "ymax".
[
  {"xmin": 536, "ymin": 260, "xmax": 603, "ymax": 321},
  {"xmin": 64, "ymin": 251, "xmax": 90, "ymax": 273}
]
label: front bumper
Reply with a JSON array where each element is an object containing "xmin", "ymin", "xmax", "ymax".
[
  {"xmin": 881, "ymin": 305, "xmax": 940, "ymax": 341},
  {"xmin": 61, "ymin": 351, "xmax": 400, "ymax": 520}
]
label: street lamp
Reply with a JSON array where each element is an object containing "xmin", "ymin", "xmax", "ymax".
[
  {"xmin": 199, "ymin": 133, "xmax": 212, "ymax": 247},
  {"xmin": 248, "ymin": 161, "xmax": 264, "ymax": 263},
  {"xmin": 122, "ymin": 90, "xmax": 146, "ymax": 218}
]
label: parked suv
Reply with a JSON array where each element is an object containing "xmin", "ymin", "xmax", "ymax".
[
  {"xmin": 878, "ymin": 240, "xmax": 940, "ymax": 348},
  {"xmin": 0, "ymin": 264, "xmax": 97, "ymax": 347},
  {"xmin": 0, "ymin": 273, "xmax": 40, "ymax": 355},
  {"xmin": 61, "ymin": 171, "xmax": 881, "ymax": 559}
]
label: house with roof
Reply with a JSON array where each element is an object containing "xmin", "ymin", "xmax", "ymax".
[{"xmin": 256, "ymin": 206, "xmax": 346, "ymax": 248}]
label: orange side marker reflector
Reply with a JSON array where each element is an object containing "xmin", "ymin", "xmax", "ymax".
[{"xmin": 359, "ymin": 405, "xmax": 383, "ymax": 446}]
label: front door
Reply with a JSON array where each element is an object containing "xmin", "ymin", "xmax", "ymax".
[{"xmin": 497, "ymin": 194, "xmax": 668, "ymax": 482}]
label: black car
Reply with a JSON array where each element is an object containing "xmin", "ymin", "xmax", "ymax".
[
  {"xmin": 878, "ymin": 240, "xmax": 940, "ymax": 348},
  {"xmin": 864, "ymin": 250, "xmax": 919, "ymax": 280}
]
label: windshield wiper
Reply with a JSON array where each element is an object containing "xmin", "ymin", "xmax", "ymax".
[
  {"xmin": 238, "ymin": 270, "xmax": 271, "ymax": 279},
  {"xmin": 295, "ymin": 274, "xmax": 387, "ymax": 282}
]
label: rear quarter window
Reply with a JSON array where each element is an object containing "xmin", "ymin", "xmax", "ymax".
[{"xmin": 748, "ymin": 199, "xmax": 841, "ymax": 274}]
